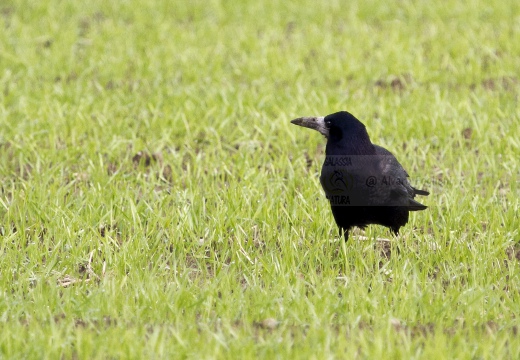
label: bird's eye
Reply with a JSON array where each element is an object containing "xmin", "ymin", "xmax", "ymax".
[{"xmin": 325, "ymin": 120, "xmax": 331, "ymax": 127}]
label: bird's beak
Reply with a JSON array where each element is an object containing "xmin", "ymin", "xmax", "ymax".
[{"xmin": 290, "ymin": 116, "xmax": 329, "ymax": 138}]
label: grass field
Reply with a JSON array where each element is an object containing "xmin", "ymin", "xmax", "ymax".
[{"xmin": 1, "ymin": 0, "xmax": 519, "ymax": 358}]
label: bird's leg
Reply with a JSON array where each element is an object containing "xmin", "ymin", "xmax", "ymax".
[
  {"xmin": 390, "ymin": 227, "xmax": 401, "ymax": 255},
  {"xmin": 340, "ymin": 228, "xmax": 349, "ymax": 241}
]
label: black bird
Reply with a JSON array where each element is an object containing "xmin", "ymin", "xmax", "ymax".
[{"xmin": 291, "ymin": 111, "xmax": 429, "ymax": 240}]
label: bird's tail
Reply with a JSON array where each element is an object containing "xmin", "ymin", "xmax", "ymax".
[
  {"xmin": 408, "ymin": 198, "xmax": 427, "ymax": 211},
  {"xmin": 413, "ymin": 187, "xmax": 429, "ymax": 196}
]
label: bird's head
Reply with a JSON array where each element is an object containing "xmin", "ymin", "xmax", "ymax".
[{"xmin": 290, "ymin": 111, "xmax": 368, "ymax": 142}]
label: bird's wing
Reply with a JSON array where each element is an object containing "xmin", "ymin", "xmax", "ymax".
[
  {"xmin": 370, "ymin": 145, "xmax": 428, "ymax": 209},
  {"xmin": 374, "ymin": 145, "xmax": 409, "ymax": 177},
  {"xmin": 319, "ymin": 146, "xmax": 428, "ymax": 209},
  {"xmin": 374, "ymin": 145, "xmax": 429, "ymax": 198}
]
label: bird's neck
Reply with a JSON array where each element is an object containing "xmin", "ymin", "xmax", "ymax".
[{"xmin": 326, "ymin": 136, "xmax": 376, "ymax": 156}]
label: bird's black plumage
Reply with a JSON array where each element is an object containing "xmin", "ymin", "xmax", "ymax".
[{"xmin": 291, "ymin": 111, "xmax": 429, "ymax": 240}]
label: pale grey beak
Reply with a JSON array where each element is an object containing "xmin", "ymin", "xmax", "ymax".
[{"xmin": 290, "ymin": 116, "xmax": 328, "ymax": 138}]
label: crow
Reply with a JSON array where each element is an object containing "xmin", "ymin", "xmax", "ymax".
[{"xmin": 291, "ymin": 111, "xmax": 429, "ymax": 240}]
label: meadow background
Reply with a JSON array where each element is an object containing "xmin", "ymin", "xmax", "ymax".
[{"xmin": 0, "ymin": 0, "xmax": 519, "ymax": 358}]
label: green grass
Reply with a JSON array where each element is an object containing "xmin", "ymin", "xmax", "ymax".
[{"xmin": 1, "ymin": 0, "xmax": 519, "ymax": 358}]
